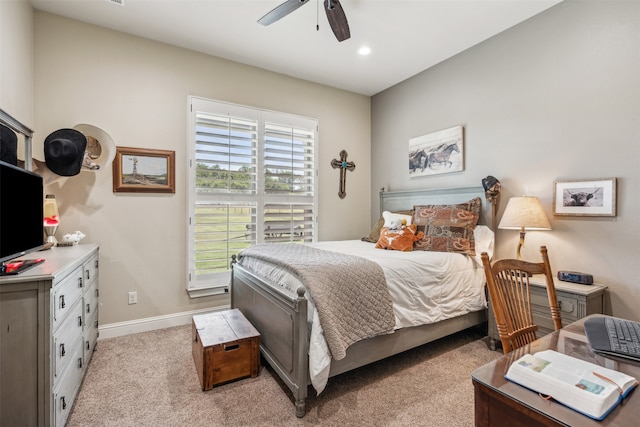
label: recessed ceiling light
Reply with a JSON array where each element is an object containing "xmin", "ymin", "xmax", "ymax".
[{"xmin": 358, "ymin": 46, "xmax": 371, "ymax": 56}]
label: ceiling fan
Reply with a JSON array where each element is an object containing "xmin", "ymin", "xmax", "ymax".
[{"xmin": 258, "ymin": 0, "xmax": 351, "ymax": 42}]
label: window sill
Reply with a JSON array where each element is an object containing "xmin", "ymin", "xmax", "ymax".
[{"xmin": 187, "ymin": 286, "xmax": 229, "ymax": 299}]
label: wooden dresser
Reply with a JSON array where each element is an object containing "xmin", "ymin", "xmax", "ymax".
[
  {"xmin": 0, "ymin": 243, "xmax": 99, "ymax": 427},
  {"xmin": 488, "ymin": 275, "xmax": 607, "ymax": 350}
]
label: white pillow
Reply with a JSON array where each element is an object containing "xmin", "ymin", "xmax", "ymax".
[
  {"xmin": 382, "ymin": 210, "xmax": 412, "ymax": 228},
  {"xmin": 472, "ymin": 225, "xmax": 495, "ymax": 266}
]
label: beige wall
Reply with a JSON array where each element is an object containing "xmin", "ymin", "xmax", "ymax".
[
  {"xmin": 0, "ymin": 0, "xmax": 33, "ymax": 126},
  {"xmin": 12, "ymin": 1, "xmax": 640, "ymax": 330},
  {"xmin": 372, "ymin": 1, "xmax": 640, "ymax": 321},
  {"xmin": 32, "ymin": 12, "xmax": 370, "ymax": 327}
]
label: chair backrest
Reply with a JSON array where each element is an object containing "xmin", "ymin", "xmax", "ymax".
[{"xmin": 481, "ymin": 246, "xmax": 562, "ymax": 354}]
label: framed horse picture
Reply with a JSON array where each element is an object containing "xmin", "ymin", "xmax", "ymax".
[{"xmin": 409, "ymin": 126, "xmax": 464, "ymax": 178}]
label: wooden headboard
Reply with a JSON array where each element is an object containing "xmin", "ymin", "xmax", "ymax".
[{"xmin": 379, "ymin": 186, "xmax": 493, "ymax": 229}]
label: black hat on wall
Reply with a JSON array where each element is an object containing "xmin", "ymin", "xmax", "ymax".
[
  {"xmin": 44, "ymin": 128, "xmax": 87, "ymax": 176},
  {"xmin": 0, "ymin": 124, "xmax": 18, "ymax": 166}
]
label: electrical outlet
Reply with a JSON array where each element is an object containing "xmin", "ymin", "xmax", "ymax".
[{"xmin": 128, "ymin": 291, "xmax": 137, "ymax": 305}]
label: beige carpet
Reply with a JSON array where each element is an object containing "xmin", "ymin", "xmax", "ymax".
[{"xmin": 68, "ymin": 324, "xmax": 500, "ymax": 427}]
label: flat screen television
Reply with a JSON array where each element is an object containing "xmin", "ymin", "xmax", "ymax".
[{"xmin": 0, "ymin": 160, "xmax": 45, "ymax": 275}]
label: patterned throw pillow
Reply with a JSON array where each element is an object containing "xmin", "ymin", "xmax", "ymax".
[{"xmin": 412, "ymin": 198, "xmax": 481, "ymax": 255}]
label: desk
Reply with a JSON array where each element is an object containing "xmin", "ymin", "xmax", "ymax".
[{"xmin": 472, "ymin": 314, "xmax": 640, "ymax": 426}]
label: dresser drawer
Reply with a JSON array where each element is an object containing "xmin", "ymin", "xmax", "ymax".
[
  {"xmin": 83, "ymin": 280, "xmax": 99, "ymax": 327},
  {"xmin": 83, "ymin": 253, "xmax": 99, "ymax": 288},
  {"xmin": 84, "ymin": 309, "xmax": 99, "ymax": 367},
  {"xmin": 53, "ymin": 343, "xmax": 84, "ymax": 427},
  {"xmin": 53, "ymin": 300, "xmax": 83, "ymax": 379},
  {"xmin": 52, "ymin": 265, "xmax": 84, "ymax": 329}
]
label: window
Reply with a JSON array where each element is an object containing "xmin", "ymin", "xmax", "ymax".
[{"xmin": 187, "ymin": 97, "xmax": 318, "ymax": 297}]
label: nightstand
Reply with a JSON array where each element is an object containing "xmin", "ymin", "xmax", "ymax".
[{"xmin": 487, "ymin": 276, "xmax": 607, "ymax": 350}]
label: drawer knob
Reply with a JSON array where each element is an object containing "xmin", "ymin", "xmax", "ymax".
[
  {"xmin": 78, "ymin": 316, "xmax": 83, "ymax": 327},
  {"xmin": 559, "ymin": 301, "xmax": 574, "ymax": 313},
  {"xmin": 60, "ymin": 343, "xmax": 65, "ymax": 357},
  {"xmin": 78, "ymin": 358, "xmax": 83, "ymax": 369},
  {"xmin": 61, "ymin": 396, "xmax": 67, "ymax": 410},
  {"xmin": 78, "ymin": 277, "xmax": 83, "ymax": 288},
  {"xmin": 86, "ymin": 303, "xmax": 91, "ymax": 314}
]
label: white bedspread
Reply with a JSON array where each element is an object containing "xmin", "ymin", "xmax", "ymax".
[{"xmin": 237, "ymin": 226, "xmax": 493, "ymax": 394}]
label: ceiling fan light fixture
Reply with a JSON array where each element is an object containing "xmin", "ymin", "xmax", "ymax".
[{"xmin": 259, "ymin": 0, "xmax": 349, "ymax": 42}]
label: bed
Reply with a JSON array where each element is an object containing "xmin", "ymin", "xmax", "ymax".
[{"xmin": 230, "ymin": 186, "xmax": 496, "ymax": 417}]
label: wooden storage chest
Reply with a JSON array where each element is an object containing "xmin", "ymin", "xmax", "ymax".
[{"xmin": 192, "ymin": 309, "xmax": 260, "ymax": 390}]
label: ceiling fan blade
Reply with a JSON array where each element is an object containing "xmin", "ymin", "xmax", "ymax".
[
  {"xmin": 258, "ymin": 0, "xmax": 311, "ymax": 26},
  {"xmin": 324, "ymin": 0, "xmax": 350, "ymax": 42}
]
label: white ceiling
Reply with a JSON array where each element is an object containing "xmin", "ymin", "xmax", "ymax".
[{"xmin": 30, "ymin": 0, "xmax": 562, "ymax": 96}]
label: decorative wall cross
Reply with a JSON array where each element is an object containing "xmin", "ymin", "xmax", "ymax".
[{"xmin": 330, "ymin": 150, "xmax": 355, "ymax": 199}]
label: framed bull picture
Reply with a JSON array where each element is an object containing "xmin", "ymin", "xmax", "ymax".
[
  {"xmin": 553, "ymin": 177, "xmax": 616, "ymax": 217},
  {"xmin": 409, "ymin": 125, "xmax": 464, "ymax": 178}
]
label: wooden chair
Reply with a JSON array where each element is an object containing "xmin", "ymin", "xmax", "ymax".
[{"xmin": 481, "ymin": 246, "xmax": 562, "ymax": 354}]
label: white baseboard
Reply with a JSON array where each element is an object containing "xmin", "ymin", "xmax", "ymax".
[{"xmin": 98, "ymin": 304, "xmax": 231, "ymax": 339}]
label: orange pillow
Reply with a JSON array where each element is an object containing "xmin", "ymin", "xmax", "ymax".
[{"xmin": 375, "ymin": 224, "xmax": 424, "ymax": 252}]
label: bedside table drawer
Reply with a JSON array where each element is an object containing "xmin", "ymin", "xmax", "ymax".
[{"xmin": 531, "ymin": 291, "xmax": 577, "ymax": 317}]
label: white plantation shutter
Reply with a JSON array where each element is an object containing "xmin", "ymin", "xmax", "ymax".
[
  {"xmin": 187, "ymin": 97, "xmax": 317, "ymax": 296},
  {"xmin": 194, "ymin": 112, "xmax": 257, "ymax": 194},
  {"xmin": 263, "ymin": 121, "xmax": 315, "ymax": 196},
  {"xmin": 263, "ymin": 203, "xmax": 314, "ymax": 243}
]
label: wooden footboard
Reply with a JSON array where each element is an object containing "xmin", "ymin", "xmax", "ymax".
[{"xmin": 230, "ymin": 263, "xmax": 309, "ymax": 417}]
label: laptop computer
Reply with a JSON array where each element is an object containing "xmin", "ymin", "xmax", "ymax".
[{"xmin": 584, "ymin": 316, "xmax": 640, "ymax": 363}]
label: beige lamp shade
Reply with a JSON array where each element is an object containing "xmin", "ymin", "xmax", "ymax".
[
  {"xmin": 499, "ymin": 196, "xmax": 551, "ymax": 259},
  {"xmin": 498, "ymin": 196, "xmax": 551, "ymax": 231}
]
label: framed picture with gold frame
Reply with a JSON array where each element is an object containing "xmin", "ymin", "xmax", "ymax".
[{"xmin": 112, "ymin": 146, "xmax": 175, "ymax": 193}]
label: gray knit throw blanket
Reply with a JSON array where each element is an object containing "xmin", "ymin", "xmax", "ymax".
[{"xmin": 239, "ymin": 243, "xmax": 395, "ymax": 360}]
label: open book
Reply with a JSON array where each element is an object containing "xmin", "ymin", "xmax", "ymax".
[{"xmin": 506, "ymin": 350, "xmax": 638, "ymax": 420}]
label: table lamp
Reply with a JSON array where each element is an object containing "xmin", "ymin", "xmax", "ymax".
[
  {"xmin": 43, "ymin": 194, "xmax": 60, "ymax": 244},
  {"xmin": 498, "ymin": 196, "xmax": 551, "ymax": 259}
]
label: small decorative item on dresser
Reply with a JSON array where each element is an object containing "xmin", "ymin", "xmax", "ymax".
[
  {"xmin": 58, "ymin": 231, "xmax": 86, "ymax": 247},
  {"xmin": 43, "ymin": 194, "xmax": 60, "ymax": 244}
]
